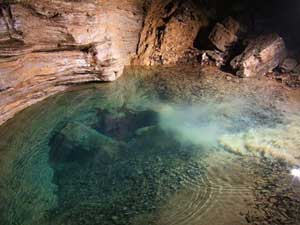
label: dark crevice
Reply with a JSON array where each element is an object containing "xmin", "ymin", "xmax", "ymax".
[
  {"xmin": 193, "ymin": 25, "xmax": 215, "ymax": 50},
  {"xmin": 156, "ymin": 25, "xmax": 166, "ymax": 49},
  {"xmin": 162, "ymin": 1, "xmax": 182, "ymax": 24}
]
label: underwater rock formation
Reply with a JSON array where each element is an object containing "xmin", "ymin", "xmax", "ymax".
[
  {"xmin": 94, "ymin": 108, "xmax": 158, "ymax": 141},
  {"xmin": 50, "ymin": 122, "xmax": 126, "ymax": 163}
]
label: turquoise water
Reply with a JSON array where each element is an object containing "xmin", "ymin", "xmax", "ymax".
[{"xmin": 0, "ymin": 67, "xmax": 300, "ymax": 225}]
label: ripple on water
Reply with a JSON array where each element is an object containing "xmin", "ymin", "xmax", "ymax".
[{"xmin": 156, "ymin": 150, "xmax": 256, "ymax": 225}]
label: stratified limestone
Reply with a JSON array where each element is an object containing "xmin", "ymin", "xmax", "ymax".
[
  {"xmin": 230, "ymin": 34, "xmax": 286, "ymax": 77},
  {"xmin": 0, "ymin": 0, "xmax": 144, "ymax": 125}
]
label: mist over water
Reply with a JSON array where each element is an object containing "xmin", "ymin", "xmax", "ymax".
[
  {"xmin": 157, "ymin": 96, "xmax": 300, "ymax": 166},
  {"xmin": 0, "ymin": 67, "xmax": 300, "ymax": 225},
  {"xmin": 158, "ymin": 102, "xmax": 231, "ymax": 147}
]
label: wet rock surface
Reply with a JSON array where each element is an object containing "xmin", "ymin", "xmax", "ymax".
[
  {"xmin": 0, "ymin": 0, "xmax": 144, "ymax": 125},
  {"xmin": 230, "ymin": 34, "xmax": 287, "ymax": 77}
]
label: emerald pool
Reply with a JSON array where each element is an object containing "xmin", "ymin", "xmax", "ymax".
[{"xmin": 0, "ymin": 66, "xmax": 300, "ymax": 225}]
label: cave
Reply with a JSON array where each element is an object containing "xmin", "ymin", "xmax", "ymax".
[{"xmin": 0, "ymin": 1, "xmax": 300, "ymax": 225}]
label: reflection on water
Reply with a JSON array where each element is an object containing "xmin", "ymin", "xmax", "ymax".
[{"xmin": 0, "ymin": 66, "xmax": 300, "ymax": 225}]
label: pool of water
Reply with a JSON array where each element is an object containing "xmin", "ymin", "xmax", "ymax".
[{"xmin": 0, "ymin": 66, "xmax": 300, "ymax": 225}]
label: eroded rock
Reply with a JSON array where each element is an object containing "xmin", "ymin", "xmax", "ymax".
[
  {"xmin": 209, "ymin": 20, "xmax": 234, "ymax": 52},
  {"xmin": 230, "ymin": 34, "xmax": 286, "ymax": 77},
  {"xmin": 279, "ymin": 58, "xmax": 298, "ymax": 73},
  {"xmin": 201, "ymin": 50, "xmax": 227, "ymax": 68},
  {"xmin": 134, "ymin": 0, "xmax": 210, "ymax": 65},
  {"xmin": 209, "ymin": 22, "xmax": 237, "ymax": 52},
  {"xmin": 209, "ymin": 17, "xmax": 245, "ymax": 53},
  {"xmin": 202, "ymin": 17, "xmax": 245, "ymax": 68},
  {"xmin": 0, "ymin": 0, "xmax": 144, "ymax": 125}
]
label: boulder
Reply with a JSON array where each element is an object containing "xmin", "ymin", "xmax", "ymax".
[
  {"xmin": 279, "ymin": 58, "xmax": 298, "ymax": 73},
  {"xmin": 209, "ymin": 17, "xmax": 242, "ymax": 53},
  {"xmin": 209, "ymin": 23, "xmax": 237, "ymax": 52},
  {"xmin": 230, "ymin": 34, "xmax": 286, "ymax": 77}
]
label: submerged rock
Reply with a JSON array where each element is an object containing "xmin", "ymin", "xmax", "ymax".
[
  {"xmin": 94, "ymin": 108, "xmax": 158, "ymax": 141},
  {"xmin": 230, "ymin": 34, "xmax": 286, "ymax": 77},
  {"xmin": 50, "ymin": 122, "xmax": 126, "ymax": 163}
]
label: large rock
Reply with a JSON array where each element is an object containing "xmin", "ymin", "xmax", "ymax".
[
  {"xmin": 230, "ymin": 34, "xmax": 286, "ymax": 77},
  {"xmin": 204, "ymin": 17, "xmax": 245, "ymax": 67},
  {"xmin": 0, "ymin": 0, "xmax": 144, "ymax": 125},
  {"xmin": 279, "ymin": 58, "xmax": 298, "ymax": 73},
  {"xmin": 209, "ymin": 17, "xmax": 242, "ymax": 53}
]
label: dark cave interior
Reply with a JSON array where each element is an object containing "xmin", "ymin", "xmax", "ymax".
[{"xmin": 194, "ymin": 0, "xmax": 300, "ymax": 49}]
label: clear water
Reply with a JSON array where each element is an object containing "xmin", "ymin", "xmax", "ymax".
[{"xmin": 0, "ymin": 66, "xmax": 300, "ymax": 225}]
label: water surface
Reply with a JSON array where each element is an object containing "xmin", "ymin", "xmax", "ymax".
[{"xmin": 0, "ymin": 66, "xmax": 300, "ymax": 225}]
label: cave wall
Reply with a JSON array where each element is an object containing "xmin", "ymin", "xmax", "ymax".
[
  {"xmin": 0, "ymin": 0, "xmax": 145, "ymax": 125},
  {"xmin": 134, "ymin": 0, "xmax": 211, "ymax": 65},
  {"xmin": 134, "ymin": 0, "xmax": 300, "ymax": 66}
]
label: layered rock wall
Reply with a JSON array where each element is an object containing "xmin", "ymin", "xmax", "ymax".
[{"xmin": 0, "ymin": 0, "xmax": 144, "ymax": 125}]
